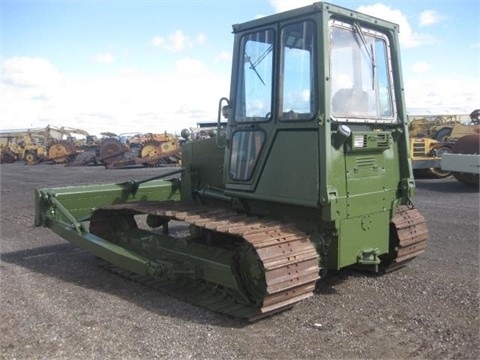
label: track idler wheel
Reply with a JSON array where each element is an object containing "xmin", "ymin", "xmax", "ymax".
[{"xmin": 236, "ymin": 243, "xmax": 267, "ymax": 305}]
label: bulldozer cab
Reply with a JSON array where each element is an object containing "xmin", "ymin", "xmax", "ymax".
[{"xmin": 222, "ymin": 3, "xmax": 408, "ymax": 209}]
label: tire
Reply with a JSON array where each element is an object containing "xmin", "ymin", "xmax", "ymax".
[
  {"xmin": 24, "ymin": 152, "xmax": 38, "ymax": 164},
  {"xmin": 435, "ymin": 127, "xmax": 452, "ymax": 142}
]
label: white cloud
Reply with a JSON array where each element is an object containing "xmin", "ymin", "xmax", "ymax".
[
  {"xmin": 117, "ymin": 67, "xmax": 142, "ymax": 77},
  {"xmin": 2, "ymin": 54, "xmax": 477, "ymax": 136},
  {"xmin": 2, "ymin": 57, "xmax": 62, "ymax": 88},
  {"xmin": 412, "ymin": 61, "xmax": 431, "ymax": 73},
  {"xmin": 405, "ymin": 75, "xmax": 479, "ymax": 110},
  {"xmin": 175, "ymin": 57, "xmax": 208, "ymax": 75},
  {"xmin": 152, "ymin": 30, "xmax": 206, "ymax": 53},
  {"xmin": 152, "ymin": 30, "xmax": 186, "ymax": 52},
  {"xmin": 214, "ymin": 51, "xmax": 232, "ymax": 64},
  {"xmin": 420, "ymin": 10, "xmax": 445, "ymax": 26},
  {"xmin": 269, "ymin": 0, "xmax": 312, "ymax": 13},
  {"xmin": 91, "ymin": 53, "xmax": 115, "ymax": 64},
  {"xmin": 151, "ymin": 35, "xmax": 166, "ymax": 48},
  {"xmin": 1, "ymin": 56, "xmax": 230, "ymax": 135},
  {"xmin": 357, "ymin": 4, "xmax": 436, "ymax": 48},
  {"xmin": 269, "ymin": 2, "xmax": 437, "ymax": 48},
  {"xmin": 1, "ymin": 57, "xmax": 63, "ymax": 126},
  {"xmin": 196, "ymin": 33, "xmax": 207, "ymax": 45}
]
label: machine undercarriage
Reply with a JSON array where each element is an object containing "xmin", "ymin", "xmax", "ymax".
[{"xmin": 79, "ymin": 200, "xmax": 426, "ymax": 320}]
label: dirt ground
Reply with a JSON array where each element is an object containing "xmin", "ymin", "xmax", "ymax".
[{"xmin": 1, "ymin": 162, "xmax": 479, "ymax": 359}]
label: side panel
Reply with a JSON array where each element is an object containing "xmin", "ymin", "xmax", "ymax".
[
  {"xmin": 338, "ymin": 211, "xmax": 390, "ymax": 268},
  {"xmin": 181, "ymin": 137, "xmax": 226, "ymax": 201},
  {"xmin": 327, "ymin": 133, "xmax": 402, "ymax": 269},
  {"xmin": 344, "ymin": 151, "xmax": 389, "ymax": 217},
  {"xmin": 255, "ymin": 130, "xmax": 319, "ymax": 207}
]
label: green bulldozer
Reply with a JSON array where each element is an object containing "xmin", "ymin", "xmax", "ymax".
[{"xmin": 35, "ymin": 2, "xmax": 428, "ymax": 320}]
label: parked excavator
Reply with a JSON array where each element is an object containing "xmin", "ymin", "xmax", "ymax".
[{"xmin": 35, "ymin": 2, "xmax": 428, "ymax": 320}]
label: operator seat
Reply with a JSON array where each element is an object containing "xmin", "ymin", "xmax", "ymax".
[{"xmin": 332, "ymin": 88, "xmax": 368, "ymax": 117}]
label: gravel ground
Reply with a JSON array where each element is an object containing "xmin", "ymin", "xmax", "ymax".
[{"xmin": 1, "ymin": 162, "xmax": 479, "ymax": 359}]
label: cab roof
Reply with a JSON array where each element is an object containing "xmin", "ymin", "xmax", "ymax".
[{"xmin": 232, "ymin": 2, "xmax": 399, "ymax": 33}]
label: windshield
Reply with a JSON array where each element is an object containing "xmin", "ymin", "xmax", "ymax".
[{"xmin": 330, "ymin": 20, "xmax": 395, "ymax": 122}]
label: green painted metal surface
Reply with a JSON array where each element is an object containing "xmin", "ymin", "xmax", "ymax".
[
  {"xmin": 33, "ymin": 2, "xmax": 425, "ymax": 319},
  {"xmin": 35, "ymin": 177, "xmax": 180, "ymax": 227},
  {"xmin": 255, "ymin": 130, "xmax": 319, "ymax": 207},
  {"xmin": 35, "ymin": 176, "xmax": 183, "ymax": 279}
]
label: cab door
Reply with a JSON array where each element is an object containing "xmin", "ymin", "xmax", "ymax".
[{"xmin": 226, "ymin": 19, "xmax": 319, "ymax": 202}]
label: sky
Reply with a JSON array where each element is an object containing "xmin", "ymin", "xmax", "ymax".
[{"xmin": 1, "ymin": 0, "xmax": 479, "ymax": 137}]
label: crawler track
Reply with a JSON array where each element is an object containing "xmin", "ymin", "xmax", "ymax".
[
  {"xmin": 386, "ymin": 205, "xmax": 428, "ymax": 272},
  {"xmin": 90, "ymin": 201, "xmax": 321, "ymax": 320},
  {"xmin": 90, "ymin": 202, "xmax": 426, "ymax": 318}
]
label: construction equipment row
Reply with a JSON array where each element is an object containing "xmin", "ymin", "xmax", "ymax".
[
  {"xmin": 408, "ymin": 109, "xmax": 480, "ymax": 180},
  {"xmin": 0, "ymin": 125, "xmax": 183, "ymax": 168}
]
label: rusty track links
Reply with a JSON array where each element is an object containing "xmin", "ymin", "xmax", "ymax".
[
  {"xmin": 388, "ymin": 205, "xmax": 428, "ymax": 271},
  {"xmin": 98, "ymin": 200, "xmax": 321, "ymax": 318}
]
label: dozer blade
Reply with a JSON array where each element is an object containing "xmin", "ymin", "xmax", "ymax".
[{"xmin": 35, "ymin": 172, "xmax": 182, "ymax": 228}]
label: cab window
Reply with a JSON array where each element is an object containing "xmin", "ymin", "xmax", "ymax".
[
  {"xmin": 330, "ymin": 20, "xmax": 395, "ymax": 122},
  {"xmin": 280, "ymin": 20, "xmax": 316, "ymax": 121},
  {"xmin": 229, "ymin": 130, "xmax": 266, "ymax": 181},
  {"xmin": 235, "ymin": 30, "xmax": 274, "ymax": 122}
]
